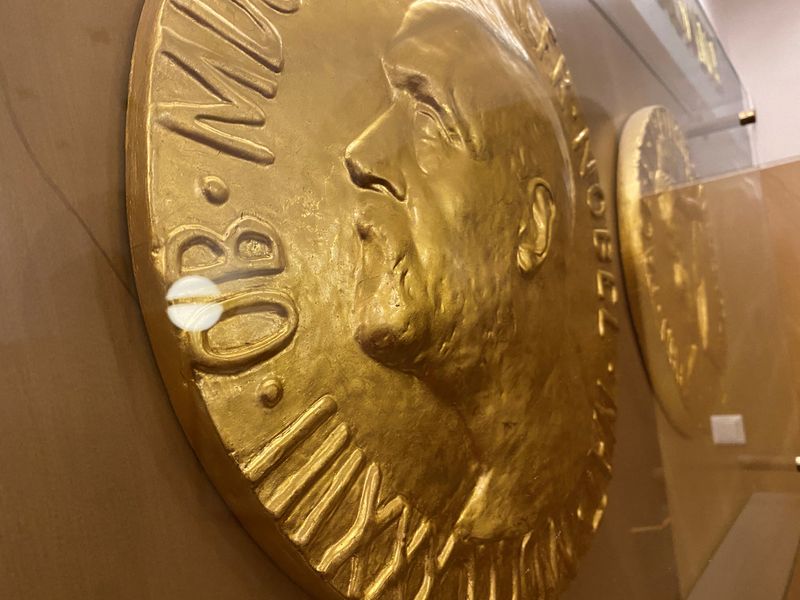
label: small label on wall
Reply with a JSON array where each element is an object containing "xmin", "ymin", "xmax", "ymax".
[{"xmin": 710, "ymin": 414, "xmax": 747, "ymax": 445}]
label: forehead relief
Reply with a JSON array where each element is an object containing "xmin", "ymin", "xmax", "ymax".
[
  {"xmin": 389, "ymin": 3, "xmax": 509, "ymax": 67},
  {"xmin": 394, "ymin": 3, "xmax": 565, "ymax": 117},
  {"xmin": 393, "ymin": 2, "xmax": 575, "ymax": 224},
  {"xmin": 387, "ymin": 4, "xmax": 551, "ymax": 152},
  {"xmin": 403, "ymin": 0, "xmax": 533, "ymax": 61}
]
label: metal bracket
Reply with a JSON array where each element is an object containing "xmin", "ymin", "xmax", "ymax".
[{"xmin": 687, "ymin": 108, "xmax": 757, "ymax": 138}]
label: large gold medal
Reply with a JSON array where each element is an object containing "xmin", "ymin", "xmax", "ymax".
[
  {"xmin": 126, "ymin": 1, "xmax": 619, "ymax": 597},
  {"xmin": 618, "ymin": 106, "xmax": 727, "ymax": 436}
]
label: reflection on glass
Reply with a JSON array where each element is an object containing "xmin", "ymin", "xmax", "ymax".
[{"xmin": 166, "ymin": 275, "xmax": 223, "ymax": 332}]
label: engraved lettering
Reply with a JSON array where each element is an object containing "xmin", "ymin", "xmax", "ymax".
[
  {"xmin": 586, "ymin": 183, "xmax": 606, "ymax": 218},
  {"xmin": 596, "ymin": 270, "xmax": 619, "ymax": 304},
  {"xmin": 597, "ymin": 307, "xmax": 619, "ymax": 338},
  {"xmin": 550, "ymin": 55, "xmax": 572, "ymax": 107},
  {"xmin": 572, "ymin": 128, "xmax": 597, "ymax": 178},
  {"xmin": 261, "ymin": 423, "xmax": 350, "ymax": 517},
  {"xmin": 157, "ymin": 0, "xmax": 298, "ymax": 164},
  {"xmin": 256, "ymin": 0, "xmax": 300, "ymax": 15},
  {"xmin": 363, "ymin": 507, "xmax": 411, "ymax": 600},
  {"xmin": 290, "ymin": 449, "xmax": 366, "ymax": 547},
  {"xmin": 243, "ymin": 396, "xmax": 337, "ymax": 482},
  {"xmin": 659, "ymin": 0, "xmax": 721, "ymax": 82},
  {"xmin": 171, "ymin": 0, "xmax": 284, "ymax": 70},
  {"xmin": 165, "ymin": 215, "xmax": 287, "ymax": 283},
  {"xmin": 594, "ymin": 380, "xmax": 616, "ymax": 422},
  {"xmin": 316, "ymin": 465, "xmax": 404, "ymax": 575},
  {"xmin": 592, "ymin": 229, "xmax": 614, "ymax": 263},
  {"xmin": 312, "ymin": 463, "xmax": 438, "ymax": 600}
]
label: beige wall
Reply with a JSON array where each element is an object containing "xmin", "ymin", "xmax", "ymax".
[
  {"xmin": 0, "ymin": 1, "xmax": 308, "ymax": 598},
  {"xmin": 702, "ymin": 0, "xmax": 800, "ymax": 165}
]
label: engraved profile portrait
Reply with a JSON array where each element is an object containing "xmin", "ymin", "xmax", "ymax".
[
  {"xmin": 619, "ymin": 105, "xmax": 726, "ymax": 435},
  {"xmin": 128, "ymin": 0, "xmax": 618, "ymax": 595},
  {"xmin": 345, "ymin": 0, "xmax": 597, "ymax": 542}
]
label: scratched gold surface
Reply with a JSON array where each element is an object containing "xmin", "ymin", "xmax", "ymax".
[
  {"xmin": 126, "ymin": 1, "xmax": 620, "ymax": 598},
  {"xmin": 618, "ymin": 106, "xmax": 726, "ymax": 436}
]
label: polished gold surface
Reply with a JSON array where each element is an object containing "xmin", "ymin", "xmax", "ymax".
[
  {"xmin": 658, "ymin": 0, "xmax": 721, "ymax": 83},
  {"xmin": 618, "ymin": 106, "xmax": 726, "ymax": 436},
  {"xmin": 127, "ymin": 1, "xmax": 619, "ymax": 598}
]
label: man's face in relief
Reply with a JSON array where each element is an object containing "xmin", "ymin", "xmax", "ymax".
[{"xmin": 346, "ymin": 3, "xmax": 560, "ymax": 396}]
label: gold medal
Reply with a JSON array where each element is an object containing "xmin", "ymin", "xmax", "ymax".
[
  {"xmin": 127, "ymin": 1, "xmax": 620, "ymax": 597},
  {"xmin": 618, "ymin": 106, "xmax": 727, "ymax": 436}
]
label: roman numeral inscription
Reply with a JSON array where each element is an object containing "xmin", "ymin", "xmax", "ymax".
[
  {"xmin": 157, "ymin": 0, "xmax": 299, "ymax": 164},
  {"xmin": 241, "ymin": 396, "xmax": 444, "ymax": 600},
  {"xmin": 317, "ymin": 465, "xmax": 439, "ymax": 600},
  {"xmin": 243, "ymin": 395, "xmax": 338, "ymax": 482},
  {"xmin": 290, "ymin": 448, "xmax": 366, "ymax": 547}
]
